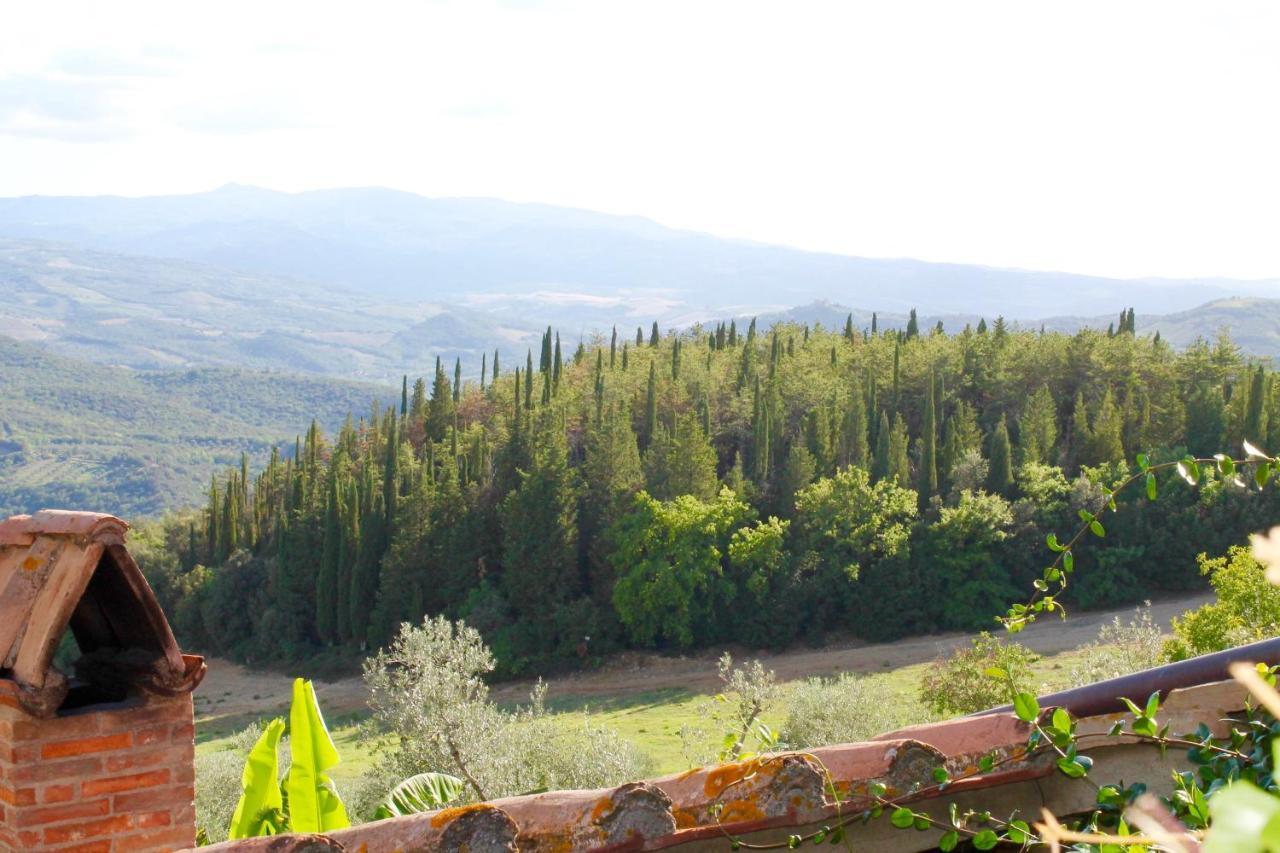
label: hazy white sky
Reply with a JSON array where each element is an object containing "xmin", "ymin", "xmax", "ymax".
[{"xmin": 2, "ymin": 1, "xmax": 1278, "ymax": 280}]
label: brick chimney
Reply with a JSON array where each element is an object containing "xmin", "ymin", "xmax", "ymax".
[{"xmin": 0, "ymin": 511, "xmax": 206, "ymax": 852}]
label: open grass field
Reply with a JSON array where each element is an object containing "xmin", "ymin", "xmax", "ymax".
[{"xmin": 193, "ymin": 593, "xmax": 1204, "ymax": 787}]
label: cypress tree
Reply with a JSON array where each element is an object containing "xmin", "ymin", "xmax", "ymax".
[
  {"xmin": 540, "ymin": 327, "xmax": 553, "ymax": 373},
  {"xmin": 492, "ymin": 349, "xmax": 500, "ymax": 380},
  {"xmin": 453, "ymin": 358, "xmax": 462, "ymax": 404},
  {"xmin": 728, "ymin": 319, "xmax": 738, "ymax": 347},
  {"xmin": 400, "ymin": 375, "xmax": 408, "ymax": 417},
  {"xmin": 844, "ymin": 377, "xmax": 870, "ymax": 469},
  {"xmin": 525, "ymin": 350, "xmax": 534, "ymax": 409},
  {"xmin": 622, "ymin": 342, "xmax": 630, "ymax": 370},
  {"xmin": 1245, "ymin": 365, "xmax": 1267, "ymax": 445},
  {"xmin": 427, "ymin": 357, "xmax": 454, "ymax": 441},
  {"xmin": 316, "ymin": 475, "xmax": 341, "ymax": 644},
  {"xmin": 553, "ymin": 332, "xmax": 562, "ymax": 386},
  {"xmin": 335, "ymin": 478, "xmax": 359, "ymax": 643},
  {"xmin": 383, "ymin": 409, "xmax": 399, "ymax": 533},
  {"xmin": 480, "ymin": 352, "xmax": 487, "ymax": 391},
  {"xmin": 541, "ymin": 363, "xmax": 551, "ymax": 405},
  {"xmin": 636, "ymin": 326, "xmax": 644, "ymax": 346},
  {"xmin": 906, "ymin": 308, "xmax": 919, "ymax": 339},
  {"xmin": 872, "ymin": 411, "xmax": 892, "ymax": 482},
  {"xmin": 1019, "ymin": 385, "xmax": 1058, "ymax": 465},
  {"xmin": 888, "ymin": 414, "xmax": 911, "ymax": 488},
  {"xmin": 1071, "ymin": 390, "xmax": 1092, "ymax": 466},
  {"xmin": 891, "ymin": 337, "xmax": 901, "ymax": 409},
  {"xmin": 918, "ymin": 376, "xmax": 938, "ymax": 506},
  {"xmin": 672, "ymin": 337, "xmax": 681, "ymax": 380},
  {"xmin": 650, "ymin": 321, "xmax": 660, "ymax": 347},
  {"xmin": 643, "ymin": 361, "xmax": 658, "ymax": 449},
  {"xmin": 987, "ymin": 416, "xmax": 1014, "ymax": 494},
  {"xmin": 1084, "ymin": 389, "xmax": 1126, "ymax": 466},
  {"xmin": 844, "ymin": 313, "xmax": 854, "ymax": 341},
  {"xmin": 610, "ymin": 326, "xmax": 618, "ymax": 368}
]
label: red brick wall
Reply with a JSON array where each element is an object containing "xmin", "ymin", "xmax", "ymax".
[{"xmin": 0, "ymin": 693, "xmax": 196, "ymax": 852}]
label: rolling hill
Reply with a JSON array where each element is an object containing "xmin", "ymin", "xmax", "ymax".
[{"xmin": 0, "ymin": 336, "xmax": 390, "ymax": 518}]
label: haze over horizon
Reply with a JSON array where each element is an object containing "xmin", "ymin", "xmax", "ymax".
[{"xmin": 4, "ymin": 1, "xmax": 1280, "ymax": 282}]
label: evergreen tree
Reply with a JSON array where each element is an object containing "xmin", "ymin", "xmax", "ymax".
[
  {"xmin": 650, "ymin": 321, "xmax": 660, "ymax": 347},
  {"xmin": 426, "ymin": 357, "xmax": 455, "ymax": 441},
  {"xmin": 553, "ymin": 332, "xmax": 563, "ymax": 387},
  {"xmin": 610, "ymin": 326, "xmax": 618, "ymax": 368},
  {"xmin": 643, "ymin": 361, "xmax": 658, "ymax": 450},
  {"xmin": 492, "ymin": 349, "xmax": 500, "ymax": 381},
  {"xmin": 872, "ymin": 411, "xmax": 892, "ymax": 482},
  {"xmin": 1018, "ymin": 385, "xmax": 1058, "ymax": 465},
  {"xmin": 728, "ymin": 319, "xmax": 738, "ymax": 347},
  {"xmin": 1084, "ymin": 389, "xmax": 1125, "ymax": 466},
  {"xmin": 316, "ymin": 475, "xmax": 342, "ymax": 644},
  {"xmin": 1245, "ymin": 365, "xmax": 1268, "ymax": 446},
  {"xmin": 453, "ymin": 358, "xmax": 462, "ymax": 404},
  {"xmin": 400, "ymin": 376, "xmax": 408, "ymax": 417},
  {"xmin": 480, "ymin": 352, "xmax": 487, "ymax": 391},
  {"xmin": 917, "ymin": 376, "xmax": 938, "ymax": 506},
  {"xmin": 540, "ymin": 326, "xmax": 553, "ymax": 373},
  {"xmin": 643, "ymin": 415, "xmax": 720, "ymax": 501},
  {"xmin": 501, "ymin": 414, "xmax": 580, "ymax": 651},
  {"xmin": 871, "ymin": 312, "xmax": 878, "ymax": 335},
  {"xmin": 779, "ymin": 443, "xmax": 816, "ymax": 517},
  {"xmin": 986, "ymin": 416, "xmax": 1014, "ymax": 495},
  {"xmin": 1071, "ymin": 390, "xmax": 1092, "ymax": 466},
  {"xmin": 888, "ymin": 414, "xmax": 911, "ymax": 488},
  {"xmin": 905, "ymin": 308, "xmax": 919, "ymax": 339},
  {"xmin": 525, "ymin": 350, "xmax": 534, "ymax": 410}
]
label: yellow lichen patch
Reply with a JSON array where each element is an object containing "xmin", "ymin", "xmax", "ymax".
[
  {"xmin": 703, "ymin": 758, "xmax": 764, "ymax": 798},
  {"xmin": 20, "ymin": 556, "xmax": 40, "ymax": 572},
  {"xmin": 590, "ymin": 796, "xmax": 614, "ymax": 823},
  {"xmin": 429, "ymin": 803, "xmax": 493, "ymax": 829},
  {"xmin": 718, "ymin": 798, "xmax": 765, "ymax": 824},
  {"xmin": 674, "ymin": 808, "xmax": 700, "ymax": 829}
]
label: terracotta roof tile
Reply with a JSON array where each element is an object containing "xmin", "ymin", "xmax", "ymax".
[{"xmin": 0, "ymin": 510, "xmax": 203, "ymax": 717}]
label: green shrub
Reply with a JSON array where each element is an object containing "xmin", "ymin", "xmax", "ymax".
[
  {"xmin": 1165, "ymin": 546, "xmax": 1280, "ymax": 660},
  {"xmin": 1066, "ymin": 603, "xmax": 1164, "ymax": 684},
  {"xmin": 781, "ymin": 673, "xmax": 931, "ymax": 749},
  {"xmin": 918, "ymin": 632, "xmax": 1038, "ymax": 715},
  {"xmin": 360, "ymin": 616, "xmax": 651, "ymax": 808}
]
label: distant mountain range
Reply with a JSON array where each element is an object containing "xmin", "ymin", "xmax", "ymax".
[
  {"xmin": 2, "ymin": 184, "xmax": 1280, "ymax": 390},
  {"xmin": 2, "ymin": 184, "xmax": 1277, "ymax": 326}
]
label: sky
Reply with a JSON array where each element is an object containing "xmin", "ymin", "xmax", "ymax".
[{"xmin": 1, "ymin": 1, "xmax": 1278, "ymax": 281}]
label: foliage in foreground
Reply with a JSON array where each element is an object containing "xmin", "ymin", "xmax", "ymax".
[{"xmin": 228, "ymin": 678, "xmax": 349, "ymax": 839}]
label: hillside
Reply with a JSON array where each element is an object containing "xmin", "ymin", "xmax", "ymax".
[
  {"xmin": 0, "ymin": 238, "xmax": 539, "ymax": 384},
  {"xmin": 2, "ymin": 185, "xmax": 1276, "ymax": 321},
  {"xmin": 0, "ymin": 336, "xmax": 389, "ymax": 517}
]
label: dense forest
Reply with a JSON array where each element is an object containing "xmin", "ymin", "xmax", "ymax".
[{"xmin": 139, "ymin": 311, "xmax": 1280, "ymax": 674}]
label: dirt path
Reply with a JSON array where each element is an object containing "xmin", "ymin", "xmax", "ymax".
[{"xmin": 195, "ymin": 592, "xmax": 1211, "ymax": 727}]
